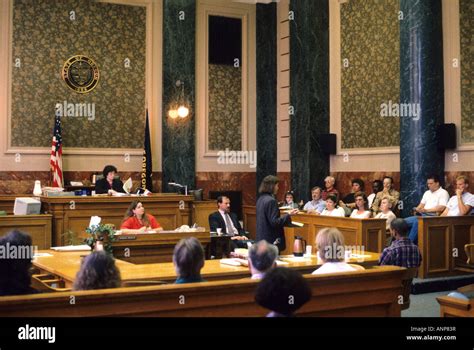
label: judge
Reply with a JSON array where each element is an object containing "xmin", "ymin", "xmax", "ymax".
[{"xmin": 95, "ymin": 165, "xmax": 125, "ymax": 195}]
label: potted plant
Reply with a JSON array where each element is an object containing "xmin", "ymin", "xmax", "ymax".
[{"xmin": 84, "ymin": 223, "xmax": 116, "ymax": 254}]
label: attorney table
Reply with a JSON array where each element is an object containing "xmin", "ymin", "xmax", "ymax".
[{"xmin": 32, "ymin": 250, "xmax": 381, "ymax": 288}]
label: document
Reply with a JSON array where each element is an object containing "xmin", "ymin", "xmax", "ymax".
[
  {"xmin": 50, "ymin": 245, "xmax": 91, "ymax": 251},
  {"xmin": 123, "ymin": 177, "xmax": 133, "ymax": 194}
]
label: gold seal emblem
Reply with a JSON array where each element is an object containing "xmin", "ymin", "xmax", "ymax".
[{"xmin": 61, "ymin": 55, "xmax": 99, "ymax": 93}]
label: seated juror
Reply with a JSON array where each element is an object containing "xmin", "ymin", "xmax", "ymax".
[
  {"xmin": 441, "ymin": 175, "xmax": 474, "ymax": 217},
  {"xmin": 248, "ymin": 240, "xmax": 279, "ymax": 280},
  {"xmin": 320, "ymin": 195, "xmax": 345, "ymax": 217},
  {"xmin": 379, "ymin": 219, "xmax": 422, "ymax": 268},
  {"xmin": 95, "ymin": 165, "xmax": 125, "ymax": 195},
  {"xmin": 371, "ymin": 176, "xmax": 400, "ymax": 214},
  {"xmin": 374, "ymin": 197, "xmax": 396, "ymax": 231},
  {"xmin": 312, "ymin": 228, "xmax": 364, "ymax": 274},
  {"xmin": 339, "ymin": 178, "xmax": 365, "ymax": 213},
  {"xmin": 209, "ymin": 196, "xmax": 250, "ymax": 249},
  {"xmin": 173, "ymin": 237, "xmax": 205, "ymax": 284},
  {"xmin": 303, "ymin": 186, "xmax": 326, "ymax": 214},
  {"xmin": 120, "ymin": 201, "xmax": 162, "ymax": 234},
  {"xmin": 349, "ymin": 192, "xmax": 372, "ymax": 219},
  {"xmin": 404, "ymin": 174, "xmax": 450, "ymax": 244}
]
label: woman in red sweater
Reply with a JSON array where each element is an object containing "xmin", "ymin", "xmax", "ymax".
[{"xmin": 120, "ymin": 201, "xmax": 162, "ymax": 234}]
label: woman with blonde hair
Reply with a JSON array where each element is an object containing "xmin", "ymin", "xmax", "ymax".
[{"xmin": 312, "ymin": 228, "xmax": 364, "ymax": 274}]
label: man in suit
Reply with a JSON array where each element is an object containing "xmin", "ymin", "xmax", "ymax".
[{"xmin": 208, "ymin": 196, "xmax": 250, "ymax": 251}]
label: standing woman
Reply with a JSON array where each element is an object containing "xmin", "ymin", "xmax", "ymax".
[
  {"xmin": 120, "ymin": 201, "xmax": 162, "ymax": 234},
  {"xmin": 256, "ymin": 175, "xmax": 298, "ymax": 252}
]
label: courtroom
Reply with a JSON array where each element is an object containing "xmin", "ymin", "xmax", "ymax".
[{"xmin": 0, "ymin": 0, "xmax": 473, "ymax": 342}]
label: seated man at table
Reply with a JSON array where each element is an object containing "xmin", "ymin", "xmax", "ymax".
[
  {"xmin": 404, "ymin": 174, "xmax": 450, "ymax": 244},
  {"xmin": 120, "ymin": 201, "xmax": 162, "ymax": 234},
  {"xmin": 209, "ymin": 196, "xmax": 250, "ymax": 249},
  {"xmin": 95, "ymin": 165, "xmax": 125, "ymax": 195},
  {"xmin": 303, "ymin": 186, "xmax": 326, "ymax": 214},
  {"xmin": 255, "ymin": 267, "xmax": 311, "ymax": 317},
  {"xmin": 0, "ymin": 230, "xmax": 36, "ymax": 296},
  {"xmin": 379, "ymin": 219, "xmax": 421, "ymax": 268},
  {"xmin": 73, "ymin": 251, "xmax": 122, "ymax": 291},
  {"xmin": 173, "ymin": 237, "xmax": 205, "ymax": 284},
  {"xmin": 312, "ymin": 228, "xmax": 363, "ymax": 274},
  {"xmin": 441, "ymin": 175, "xmax": 474, "ymax": 217},
  {"xmin": 248, "ymin": 240, "xmax": 278, "ymax": 279}
]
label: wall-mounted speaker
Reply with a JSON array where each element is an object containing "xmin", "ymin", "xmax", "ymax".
[
  {"xmin": 437, "ymin": 123, "xmax": 456, "ymax": 150},
  {"xmin": 319, "ymin": 134, "xmax": 337, "ymax": 155}
]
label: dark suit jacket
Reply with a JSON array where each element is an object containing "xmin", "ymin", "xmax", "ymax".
[
  {"xmin": 209, "ymin": 211, "xmax": 245, "ymax": 236},
  {"xmin": 95, "ymin": 178, "xmax": 125, "ymax": 194},
  {"xmin": 256, "ymin": 193, "xmax": 291, "ymax": 252}
]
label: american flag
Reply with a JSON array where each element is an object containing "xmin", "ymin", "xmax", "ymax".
[{"xmin": 50, "ymin": 113, "xmax": 63, "ymax": 188}]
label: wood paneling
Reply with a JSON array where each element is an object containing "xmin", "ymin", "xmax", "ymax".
[{"xmin": 0, "ymin": 214, "xmax": 52, "ymax": 249}]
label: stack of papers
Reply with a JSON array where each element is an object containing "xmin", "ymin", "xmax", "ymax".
[
  {"xmin": 220, "ymin": 258, "xmax": 249, "ymax": 267},
  {"xmin": 50, "ymin": 245, "xmax": 91, "ymax": 251}
]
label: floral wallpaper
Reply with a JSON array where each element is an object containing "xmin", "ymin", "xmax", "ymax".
[
  {"xmin": 340, "ymin": 0, "xmax": 400, "ymax": 149},
  {"xmin": 460, "ymin": 0, "xmax": 473, "ymax": 144},
  {"xmin": 208, "ymin": 64, "xmax": 242, "ymax": 150},
  {"xmin": 11, "ymin": 0, "xmax": 146, "ymax": 148}
]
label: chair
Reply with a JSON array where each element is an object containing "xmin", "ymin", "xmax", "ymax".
[
  {"xmin": 401, "ymin": 267, "xmax": 418, "ymax": 310},
  {"xmin": 30, "ymin": 274, "xmax": 71, "ymax": 293},
  {"xmin": 464, "ymin": 244, "xmax": 474, "ymax": 265}
]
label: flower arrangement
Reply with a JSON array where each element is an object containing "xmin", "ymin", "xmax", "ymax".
[{"xmin": 84, "ymin": 223, "xmax": 116, "ymax": 254}]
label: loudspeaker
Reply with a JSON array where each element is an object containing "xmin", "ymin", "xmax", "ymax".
[
  {"xmin": 437, "ymin": 123, "xmax": 456, "ymax": 150},
  {"xmin": 319, "ymin": 134, "xmax": 337, "ymax": 155}
]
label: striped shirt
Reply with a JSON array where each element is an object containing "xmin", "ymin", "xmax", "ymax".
[{"xmin": 379, "ymin": 238, "xmax": 422, "ymax": 268}]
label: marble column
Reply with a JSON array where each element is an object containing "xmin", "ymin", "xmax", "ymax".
[
  {"xmin": 162, "ymin": 0, "xmax": 196, "ymax": 192},
  {"xmin": 399, "ymin": 0, "xmax": 444, "ymax": 217},
  {"xmin": 289, "ymin": 0, "xmax": 329, "ymax": 202},
  {"xmin": 256, "ymin": 3, "xmax": 277, "ymax": 193}
]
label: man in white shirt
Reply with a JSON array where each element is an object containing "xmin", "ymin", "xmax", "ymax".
[
  {"xmin": 303, "ymin": 186, "xmax": 325, "ymax": 214},
  {"xmin": 405, "ymin": 175, "xmax": 450, "ymax": 244},
  {"xmin": 248, "ymin": 240, "xmax": 278, "ymax": 279},
  {"xmin": 441, "ymin": 175, "xmax": 474, "ymax": 217}
]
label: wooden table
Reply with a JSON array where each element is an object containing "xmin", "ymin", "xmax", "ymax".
[
  {"xmin": 0, "ymin": 214, "xmax": 52, "ymax": 249},
  {"xmin": 32, "ymin": 249, "xmax": 381, "ymax": 288},
  {"xmin": 40, "ymin": 194, "xmax": 194, "ymax": 246},
  {"xmin": 111, "ymin": 230, "xmax": 211, "ymax": 264},
  {"xmin": 243, "ymin": 205, "xmax": 386, "ymax": 254}
]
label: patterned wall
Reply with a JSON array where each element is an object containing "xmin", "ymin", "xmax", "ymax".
[
  {"xmin": 460, "ymin": 0, "xmax": 473, "ymax": 144},
  {"xmin": 208, "ymin": 64, "xmax": 242, "ymax": 150},
  {"xmin": 340, "ymin": 0, "xmax": 400, "ymax": 149},
  {"xmin": 11, "ymin": 0, "xmax": 146, "ymax": 149}
]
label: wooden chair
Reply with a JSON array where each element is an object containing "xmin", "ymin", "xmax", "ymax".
[
  {"xmin": 30, "ymin": 274, "xmax": 71, "ymax": 293},
  {"xmin": 464, "ymin": 244, "xmax": 474, "ymax": 265},
  {"xmin": 400, "ymin": 267, "xmax": 418, "ymax": 310}
]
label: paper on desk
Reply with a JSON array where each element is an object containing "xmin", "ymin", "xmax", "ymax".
[
  {"xmin": 279, "ymin": 256, "xmax": 309, "ymax": 263},
  {"xmin": 50, "ymin": 245, "xmax": 91, "ymax": 251},
  {"xmin": 350, "ymin": 253, "xmax": 371, "ymax": 258},
  {"xmin": 275, "ymin": 260, "xmax": 289, "ymax": 266},
  {"xmin": 123, "ymin": 177, "xmax": 132, "ymax": 194},
  {"xmin": 70, "ymin": 181, "xmax": 83, "ymax": 186},
  {"xmin": 89, "ymin": 216, "xmax": 101, "ymax": 228},
  {"xmin": 291, "ymin": 221, "xmax": 304, "ymax": 227},
  {"xmin": 33, "ymin": 252, "xmax": 53, "ymax": 258}
]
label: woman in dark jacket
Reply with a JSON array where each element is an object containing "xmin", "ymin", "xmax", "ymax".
[{"xmin": 256, "ymin": 175, "xmax": 298, "ymax": 252}]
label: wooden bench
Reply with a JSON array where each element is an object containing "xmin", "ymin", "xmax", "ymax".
[
  {"xmin": 0, "ymin": 266, "xmax": 405, "ymax": 317},
  {"xmin": 243, "ymin": 206, "xmax": 386, "ymax": 254},
  {"xmin": 418, "ymin": 216, "xmax": 474, "ymax": 279}
]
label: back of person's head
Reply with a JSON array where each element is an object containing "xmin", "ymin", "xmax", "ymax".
[
  {"xmin": 390, "ymin": 218, "xmax": 409, "ymax": 237},
  {"xmin": 316, "ymin": 228, "xmax": 345, "ymax": 262},
  {"xmin": 0, "ymin": 230, "xmax": 34, "ymax": 296},
  {"xmin": 259, "ymin": 175, "xmax": 279, "ymax": 194},
  {"xmin": 255, "ymin": 267, "xmax": 311, "ymax": 317},
  {"xmin": 248, "ymin": 241, "xmax": 278, "ymax": 274},
  {"xmin": 173, "ymin": 237, "xmax": 205, "ymax": 279},
  {"xmin": 73, "ymin": 251, "xmax": 121, "ymax": 291}
]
